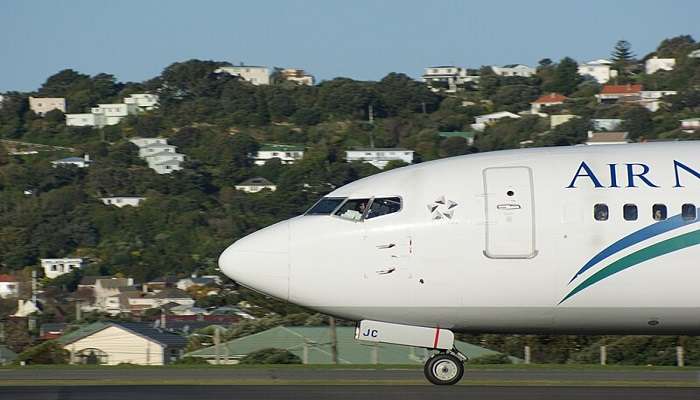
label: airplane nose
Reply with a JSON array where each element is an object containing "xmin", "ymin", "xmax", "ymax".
[{"xmin": 218, "ymin": 220, "xmax": 290, "ymax": 301}]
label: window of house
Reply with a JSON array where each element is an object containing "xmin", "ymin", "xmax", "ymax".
[
  {"xmin": 51, "ymin": 265, "xmax": 57, "ymax": 271},
  {"xmin": 624, "ymin": 204, "xmax": 638, "ymax": 221},
  {"xmin": 652, "ymin": 204, "xmax": 667, "ymax": 221},
  {"xmin": 594, "ymin": 204, "xmax": 608, "ymax": 221},
  {"xmin": 335, "ymin": 198, "xmax": 371, "ymax": 221},
  {"xmin": 366, "ymin": 197, "xmax": 402, "ymax": 219},
  {"xmin": 682, "ymin": 204, "xmax": 697, "ymax": 221}
]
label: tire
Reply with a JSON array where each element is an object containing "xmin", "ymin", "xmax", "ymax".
[{"xmin": 423, "ymin": 353, "xmax": 464, "ymax": 385}]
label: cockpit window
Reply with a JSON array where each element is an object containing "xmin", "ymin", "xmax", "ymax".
[
  {"xmin": 334, "ymin": 198, "xmax": 370, "ymax": 221},
  {"xmin": 366, "ymin": 197, "xmax": 402, "ymax": 219},
  {"xmin": 306, "ymin": 197, "xmax": 346, "ymax": 215}
]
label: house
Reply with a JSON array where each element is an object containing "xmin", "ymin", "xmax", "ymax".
[
  {"xmin": 130, "ymin": 137, "xmax": 185, "ymax": 174},
  {"xmin": 681, "ymin": 118, "xmax": 700, "ymax": 132},
  {"xmin": 66, "ymin": 113, "xmax": 105, "ymax": 127},
  {"xmin": 124, "ymin": 93, "xmax": 159, "ymax": 110},
  {"xmin": 58, "ymin": 322, "xmax": 187, "ymax": 365},
  {"xmin": 592, "ymin": 118, "xmax": 624, "ymax": 131},
  {"xmin": 138, "ymin": 142, "xmax": 177, "ymax": 157},
  {"xmin": 254, "ymin": 144, "xmax": 304, "ymax": 165},
  {"xmin": 235, "ymin": 177, "xmax": 277, "ymax": 193},
  {"xmin": 472, "ymin": 111, "xmax": 521, "ymax": 131},
  {"xmin": 550, "ymin": 114, "xmax": 578, "ymax": 129},
  {"xmin": 186, "ymin": 326, "xmax": 521, "ymax": 365},
  {"xmin": 596, "ymin": 84, "xmax": 643, "ymax": 104},
  {"xmin": 438, "ymin": 131, "xmax": 475, "ymax": 146},
  {"xmin": 345, "ymin": 148, "xmax": 414, "ymax": 169},
  {"xmin": 100, "ymin": 197, "xmax": 146, "ymax": 208},
  {"xmin": 215, "ymin": 65, "xmax": 271, "ymax": 85},
  {"xmin": 121, "ymin": 288, "xmax": 195, "ymax": 315},
  {"xmin": 93, "ymin": 278, "xmax": 134, "ymax": 312},
  {"xmin": 640, "ymin": 90, "xmax": 677, "ymax": 112},
  {"xmin": 143, "ymin": 276, "xmax": 178, "ymax": 293},
  {"xmin": 280, "ymin": 69, "xmax": 314, "ymax": 86},
  {"xmin": 490, "ymin": 64, "xmax": 535, "ymax": 77},
  {"xmin": 0, "ymin": 275, "xmax": 19, "ymax": 298},
  {"xmin": 645, "ymin": 56, "xmax": 676, "ymax": 74},
  {"xmin": 41, "ymin": 258, "xmax": 84, "ymax": 279},
  {"xmin": 176, "ymin": 275, "xmax": 222, "ymax": 291},
  {"xmin": 688, "ymin": 49, "xmax": 700, "ymax": 59},
  {"xmin": 29, "ymin": 97, "xmax": 66, "ymax": 116},
  {"xmin": 51, "ymin": 154, "xmax": 91, "ymax": 168},
  {"xmin": 531, "ymin": 93, "xmax": 567, "ymax": 114},
  {"xmin": 130, "ymin": 137, "xmax": 168, "ymax": 148},
  {"xmin": 91, "ymin": 103, "xmax": 138, "ymax": 126},
  {"xmin": 578, "ymin": 59, "xmax": 618, "ymax": 84},
  {"xmin": 13, "ymin": 299, "xmax": 41, "ymax": 317},
  {"xmin": 585, "ymin": 131, "xmax": 630, "ymax": 145}
]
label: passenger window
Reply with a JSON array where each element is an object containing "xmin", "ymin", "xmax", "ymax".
[
  {"xmin": 366, "ymin": 197, "xmax": 402, "ymax": 219},
  {"xmin": 306, "ymin": 197, "xmax": 346, "ymax": 215},
  {"xmin": 652, "ymin": 204, "xmax": 667, "ymax": 221},
  {"xmin": 682, "ymin": 204, "xmax": 697, "ymax": 221},
  {"xmin": 623, "ymin": 204, "xmax": 638, "ymax": 221},
  {"xmin": 594, "ymin": 204, "xmax": 608, "ymax": 221},
  {"xmin": 335, "ymin": 199, "xmax": 370, "ymax": 221}
]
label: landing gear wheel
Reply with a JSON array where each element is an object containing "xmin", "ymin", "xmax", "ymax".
[{"xmin": 424, "ymin": 353, "xmax": 464, "ymax": 385}]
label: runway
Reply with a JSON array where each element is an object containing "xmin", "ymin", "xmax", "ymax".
[{"xmin": 1, "ymin": 385, "xmax": 699, "ymax": 400}]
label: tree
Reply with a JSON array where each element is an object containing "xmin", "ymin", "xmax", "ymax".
[
  {"xmin": 239, "ymin": 348, "xmax": 302, "ymax": 364},
  {"xmin": 611, "ymin": 40, "xmax": 636, "ymax": 80},
  {"xmin": 621, "ymin": 106, "xmax": 653, "ymax": 140},
  {"xmin": 542, "ymin": 57, "xmax": 582, "ymax": 95},
  {"xmin": 439, "ymin": 136, "xmax": 471, "ymax": 158},
  {"xmin": 15, "ymin": 341, "xmax": 69, "ymax": 365}
]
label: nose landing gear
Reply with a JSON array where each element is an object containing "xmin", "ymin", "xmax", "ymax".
[{"xmin": 424, "ymin": 350, "xmax": 466, "ymax": 385}]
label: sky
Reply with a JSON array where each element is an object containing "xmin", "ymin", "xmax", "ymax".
[{"xmin": 1, "ymin": 0, "xmax": 698, "ymax": 92}]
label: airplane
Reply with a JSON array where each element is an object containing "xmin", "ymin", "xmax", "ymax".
[{"xmin": 219, "ymin": 141, "xmax": 700, "ymax": 385}]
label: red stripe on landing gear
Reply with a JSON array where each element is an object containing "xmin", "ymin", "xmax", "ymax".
[{"xmin": 433, "ymin": 328, "xmax": 440, "ymax": 348}]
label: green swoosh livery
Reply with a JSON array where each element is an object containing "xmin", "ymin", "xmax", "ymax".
[{"xmin": 560, "ymin": 229, "xmax": 700, "ymax": 304}]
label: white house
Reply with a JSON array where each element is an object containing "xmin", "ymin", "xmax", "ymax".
[
  {"xmin": 472, "ymin": 111, "xmax": 521, "ymax": 131},
  {"xmin": 29, "ymin": 97, "xmax": 66, "ymax": 116},
  {"xmin": 235, "ymin": 177, "xmax": 277, "ymax": 193},
  {"xmin": 592, "ymin": 118, "xmax": 624, "ymax": 131},
  {"xmin": 60, "ymin": 322, "xmax": 187, "ymax": 365},
  {"xmin": 490, "ymin": 64, "xmax": 535, "ymax": 77},
  {"xmin": 124, "ymin": 93, "xmax": 159, "ymax": 110},
  {"xmin": 345, "ymin": 148, "xmax": 414, "ymax": 169},
  {"xmin": 550, "ymin": 114, "xmax": 578, "ymax": 129},
  {"xmin": 421, "ymin": 66, "xmax": 479, "ymax": 93},
  {"xmin": 0, "ymin": 275, "xmax": 19, "ymax": 299},
  {"xmin": 681, "ymin": 118, "xmax": 700, "ymax": 132},
  {"xmin": 66, "ymin": 113, "xmax": 105, "ymax": 127},
  {"xmin": 530, "ymin": 93, "xmax": 567, "ymax": 114},
  {"xmin": 145, "ymin": 151, "xmax": 185, "ymax": 167},
  {"xmin": 596, "ymin": 84, "xmax": 643, "ymax": 103},
  {"xmin": 149, "ymin": 159, "xmax": 183, "ymax": 175},
  {"xmin": 578, "ymin": 59, "xmax": 618, "ymax": 84},
  {"xmin": 215, "ymin": 65, "xmax": 271, "ymax": 85},
  {"xmin": 640, "ymin": 90, "xmax": 677, "ymax": 112},
  {"xmin": 51, "ymin": 154, "xmax": 91, "ymax": 168},
  {"xmin": 131, "ymin": 137, "xmax": 186, "ymax": 174},
  {"xmin": 645, "ymin": 56, "xmax": 676, "ymax": 74},
  {"xmin": 129, "ymin": 137, "xmax": 168, "ymax": 148},
  {"xmin": 688, "ymin": 49, "xmax": 700, "ymax": 59},
  {"xmin": 91, "ymin": 103, "xmax": 138, "ymax": 126},
  {"xmin": 41, "ymin": 258, "xmax": 84, "ymax": 279},
  {"xmin": 280, "ymin": 69, "xmax": 314, "ymax": 86},
  {"xmin": 138, "ymin": 142, "xmax": 177, "ymax": 157},
  {"xmin": 92, "ymin": 278, "xmax": 134, "ymax": 314},
  {"xmin": 254, "ymin": 144, "xmax": 304, "ymax": 165},
  {"xmin": 100, "ymin": 197, "xmax": 146, "ymax": 208},
  {"xmin": 585, "ymin": 131, "xmax": 629, "ymax": 145},
  {"xmin": 176, "ymin": 275, "xmax": 222, "ymax": 291}
]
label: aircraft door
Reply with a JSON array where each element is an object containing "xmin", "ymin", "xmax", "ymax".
[{"xmin": 483, "ymin": 166, "xmax": 537, "ymax": 259}]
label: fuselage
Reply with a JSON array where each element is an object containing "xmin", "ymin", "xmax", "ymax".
[{"xmin": 219, "ymin": 142, "xmax": 700, "ymax": 334}]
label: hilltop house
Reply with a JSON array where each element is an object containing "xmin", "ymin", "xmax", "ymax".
[
  {"xmin": 51, "ymin": 154, "xmax": 91, "ymax": 168},
  {"xmin": 578, "ymin": 59, "xmax": 618, "ymax": 84},
  {"xmin": 130, "ymin": 138, "xmax": 185, "ymax": 174},
  {"xmin": 531, "ymin": 93, "xmax": 567, "ymax": 115},
  {"xmin": 645, "ymin": 56, "xmax": 676, "ymax": 74},
  {"xmin": 41, "ymin": 258, "xmax": 84, "ymax": 279},
  {"xmin": 490, "ymin": 64, "xmax": 535, "ymax": 77},
  {"xmin": 235, "ymin": 177, "xmax": 277, "ymax": 193},
  {"xmin": 345, "ymin": 148, "xmax": 414, "ymax": 169},
  {"xmin": 471, "ymin": 111, "xmax": 521, "ymax": 131},
  {"xmin": 215, "ymin": 65, "xmax": 271, "ymax": 85},
  {"xmin": 254, "ymin": 144, "xmax": 304, "ymax": 165},
  {"xmin": 0, "ymin": 275, "xmax": 19, "ymax": 298},
  {"xmin": 65, "ymin": 93, "xmax": 157, "ymax": 127},
  {"xmin": 100, "ymin": 197, "xmax": 146, "ymax": 208},
  {"xmin": 421, "ymin": 66, "xmax": 479, "ymax": 93},
  {"xmin": 596, "ymin": 84, "xmax": 643, "ymax": 104},
  {"xmin": 280, "ymin": 69, "xmax": 314, "ymax": 86},
  {"xmin": 124, "ymin": 93, "xmax": 159, "ymax": 110},
  {"xmin": 592, "ymin": 118, "xmax": 624, "ymax": 131},
  {"xmin": 58, "ymin": 322, "xmax": 187, "ymax": 365},
  {"xmin": 681, "ymin": 118, "xmax": 700, "ymax": 132},
  {"xmin": 29, "ymin": 97, "xmax": 66, "ymax": 116},
  {"xmin": 689, "ymin": 49, "xmax": 700, "ymax": 59}
]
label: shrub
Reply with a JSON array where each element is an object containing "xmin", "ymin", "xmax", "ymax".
[
  {"xmin": 239, "ymin": 348, "xmax": 301, "ymax": 365},
  {"xmin": 15, "ymin": 341, "xmax": 69, "ymax": 365},
  {"xmin": 467, "ymin": 353, "xmax": 512, "ymax": 365}
]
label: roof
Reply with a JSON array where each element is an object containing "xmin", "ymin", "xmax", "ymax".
[
  {"xmin": 587, "ymin": 131, "xmax": 630, "ymax": 143},
  {"xmin": 79, "ymin": 276, "xmax": 109, "ymax": 286},
  {"xmin": 53, "ymin": 157, "xmax": 87, "ymax": 163},
  {"xmin": 349, "ymin": 148, "xmax": 412, "ymax": 152},
  {"xmin": 58, "ymin": 321, "xmax": 187, "ymax": 348},
  {"xmin": 153, "ymin": 288, "xmax": 192, "ymax": 299},
  {"xmin": 438, "ymin": 132, "xmax": 475, "ymax": 139},
  {"xmin": 145, "ymin": 151, "xmax": 183, "ymax": 158},
  {"xmin": 477, "ymin": 111, "xmax": 521, "ymax": 119},
  {"xmin": 237, "ymin": 177, "xmax": 275, "ymax": 187},
  {"xmin": 259, "ymin": 144, "xmax": 305, "ymax": 152},
  {"xmin": 153, "ymin": 159, "xmax": 183, "ymax": 166},
  {"xmin": 186, "ymin": 326, "xmax": 521, "ymax": 364},
  {"xmin": 96, "ymin": 278, "xmax": 131, "ymax": 289},
  {"xmin": 0, "ymin": 274, "xmax": 18, "ymax": 282},
  {"xmin": 600, "ymin": 84, "xmax": 643, "ymax": 95},
  {"xmin": 139, "ymin": 142, "xmax": 175, "ymax": 149},
  {"xmin": 533, "ymin": 93, "xmax": 567, "ymax": 104}
]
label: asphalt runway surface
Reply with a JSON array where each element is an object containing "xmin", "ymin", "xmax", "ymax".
[{"xmin": 1, "ymin": 386, "xmax": 699, "ymax": 400}]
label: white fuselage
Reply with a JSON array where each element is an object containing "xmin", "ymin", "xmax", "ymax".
[{"xmin": 219, "ymin": 142, "xmax": 700, "ymax": 334}]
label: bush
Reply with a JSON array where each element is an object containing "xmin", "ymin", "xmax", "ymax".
[
  {"xmin": 173, "ymin": 356, "xmax": 210, "ymax": 365},
  {"xmin": 467, "ymin": 353, "xmax": 512, "ymax": 365},
  {"xmin": 15, "ymin": 341, "xmax": 69, "ymax": 365},
  {"xmin": 239, "ymin": 348, "xmax": 302, "ymax": 365}
]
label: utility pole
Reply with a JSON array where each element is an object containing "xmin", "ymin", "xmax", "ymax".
[
  {"xmin": 329, "ymin": 317, "xmax": 338, "ymax": 364},
  {"xmin": 75, "ymin": 300, "xmax": 82, "ymax": 322},
  {"xmin": 214, "ymin": 327, "xmax": 221, "ymax": 365}
]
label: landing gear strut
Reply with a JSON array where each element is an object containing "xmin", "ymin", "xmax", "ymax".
[{"xmin": 423, "ymin": 350, "xmax": 466, "ymax": 385}]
